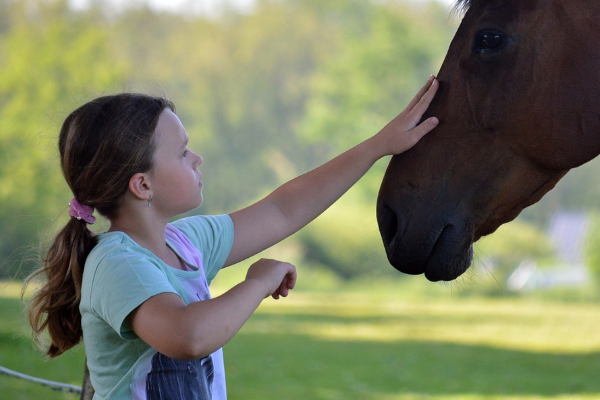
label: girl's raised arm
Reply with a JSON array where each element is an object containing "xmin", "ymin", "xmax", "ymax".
[{"xmin": 224, "ymin": 77, "xmax": 439, "ymax": 267}]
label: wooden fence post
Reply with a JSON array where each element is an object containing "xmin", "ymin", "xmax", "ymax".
[{"xmin": 80, "ymin": 359, "xmax": 94, "ymax": 400}]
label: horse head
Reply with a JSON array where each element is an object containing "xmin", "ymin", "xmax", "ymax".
[{"xmin": 377, "ymin": 0, "xmax": 600, "ymax": 281}]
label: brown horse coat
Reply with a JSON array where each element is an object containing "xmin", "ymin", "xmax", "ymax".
[{"xmin": 377, "ymin": 0, "xmax": 600, "ymax": 281}]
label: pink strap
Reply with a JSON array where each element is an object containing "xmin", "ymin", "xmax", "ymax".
[{"xmin": 69, "ymin": 198, "xmax": 96, "ymax": 224}]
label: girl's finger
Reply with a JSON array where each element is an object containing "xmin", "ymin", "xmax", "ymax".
[
  {"xmin": 406, "ymin": 75, "xmax": 436, "ymax": 112},
  {"xmin": 411, "ymin": 79, "xmax": 439, "ymax": 117},
  {"xmin": 274, "ymin": 282, "xmax": 288, "ymax": 299},
  {"xmin": 409, "ymin": 116, "xmax": 439, "ymax": 142},
  {"xmin": 286, "ymin": 269, "xmax": 297, "ymax": 290}
]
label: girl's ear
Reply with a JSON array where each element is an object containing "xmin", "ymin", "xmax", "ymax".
[{"xmin": 128, "ymin": 172, "xmax": 152, "ymax": 202}]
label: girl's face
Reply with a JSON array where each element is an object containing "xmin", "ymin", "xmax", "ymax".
[{"xmin": 149, "ymin": 109, "xmax": 204, "ymax": 217}]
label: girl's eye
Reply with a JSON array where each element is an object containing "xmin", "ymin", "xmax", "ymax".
[{"xmin": 182, "ymin": 149, "xmax": 188, "ymax": 157}]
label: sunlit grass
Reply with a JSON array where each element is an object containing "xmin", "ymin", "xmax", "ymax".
[
  {"xmin": 2, "ymin": 279, "xmax": 600, "ymax": 400},
  {"xmin": 0, "ymin": 280, "xmax": 27, "ymax": 300},
  {"xmin": 248, "ymin": 292, "xmax": 600, "ymax": 353},
  {"xmin": 374, "ymin": 396, "xmax": 600, "ymax": 400}
]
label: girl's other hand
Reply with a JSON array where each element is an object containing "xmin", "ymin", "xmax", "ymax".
[
  {"xmin": 373, "ymin": 75, "xmax": 439, "ymax": 157},
  {"xmin": 245, "ymin": 258, "xmax": 297, "ymax": 300}
]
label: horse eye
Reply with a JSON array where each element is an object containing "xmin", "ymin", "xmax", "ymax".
[{"xmin": 474, "ymin": 30, "xmax": 505, "ymax": 54}]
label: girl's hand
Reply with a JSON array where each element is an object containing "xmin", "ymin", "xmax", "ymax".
[
  {"xmin": 372, "ymin": 76, "xmax": 439, "ymax": 157},
  {"xmin": 245, "ymin": 258, "xmax": 297, "ymax": 299}
]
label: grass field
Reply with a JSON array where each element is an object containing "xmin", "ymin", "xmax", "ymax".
[{"xmin": 2, "ymin": 278, "xmax": 600, "ymax": 400}]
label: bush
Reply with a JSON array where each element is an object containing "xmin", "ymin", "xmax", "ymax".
[{"xmin": 297, "ymin": 201, "xmax": 396, "ymax": 280}]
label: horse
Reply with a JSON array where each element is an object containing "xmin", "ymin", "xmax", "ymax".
[{"xmin": 376, "ymin": 0, "xmax": 600, "ymax": 282}]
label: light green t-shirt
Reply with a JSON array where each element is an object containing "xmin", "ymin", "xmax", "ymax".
[{"xmin": 79, "ymin": 214, "xmax": 234, "ymax": 400}]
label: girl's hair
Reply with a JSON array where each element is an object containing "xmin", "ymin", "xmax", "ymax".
[{"xmin": 25, "ymin": 93, "xmax": 175, "ymax": 357}]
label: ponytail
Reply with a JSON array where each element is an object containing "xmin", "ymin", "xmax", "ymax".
[{"xmin": 25, "ymin": 217, "xmax": 96, "ymax": 357}]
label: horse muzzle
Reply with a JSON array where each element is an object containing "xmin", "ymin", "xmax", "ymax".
[{"xmin": 376, "ymin": 201, "xmax": 475, "ymax": 282}]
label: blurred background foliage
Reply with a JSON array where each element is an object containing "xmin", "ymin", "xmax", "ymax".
[{"xmin": 1, "ymin": 0, "xmax": 600, "ymax": 297}]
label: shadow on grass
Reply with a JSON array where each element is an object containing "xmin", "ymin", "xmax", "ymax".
[
  {"xmin": 2, "ymin": 294, "xmax": 598, "ymax": 399},
  {"xmin": 226, "ymin": 330, "xmax": 600, "ymax": 399}
]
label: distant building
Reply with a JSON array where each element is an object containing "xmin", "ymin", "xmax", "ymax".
[
  {"xmin": 547, "ymin": 211, "xmax": 590, "ymax": 264},
  {"xmin": 507, "ymin": 211, "xmax": 590, "ymax": 291}
]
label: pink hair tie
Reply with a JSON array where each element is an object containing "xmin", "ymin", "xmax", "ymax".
[{"xmin": 69, "ymin": 198, "xmax": 96, "ymax": 224}]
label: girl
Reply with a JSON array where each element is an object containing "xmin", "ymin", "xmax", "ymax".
[{"xmin": 26, "ymin": 76, "xmax": 438, "ymax": 400}]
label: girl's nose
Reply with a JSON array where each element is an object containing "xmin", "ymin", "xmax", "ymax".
[{"xmin": 194, "ymin": 153, "xmax": 203, "ymax": 169}]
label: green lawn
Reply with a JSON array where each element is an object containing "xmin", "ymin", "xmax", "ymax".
[
  {"xmin": 2, "ymin": 279, "xmax": 600, "ymax": 400},
  {"xmin": 0, "ymin": 282, "xmax": 86, "ymax": 400}
]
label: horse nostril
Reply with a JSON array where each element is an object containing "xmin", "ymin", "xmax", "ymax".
[{"xmin": 377, "ymin": 204, "xmax": 399, "ymax": 246}]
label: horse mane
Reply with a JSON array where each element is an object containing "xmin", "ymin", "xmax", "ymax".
[{"xmin": 453, "ymin": 0, "xmax": 473, "ymax": 13}]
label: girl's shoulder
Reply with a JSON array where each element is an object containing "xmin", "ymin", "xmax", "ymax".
[
  {"xmin": 170, "ymin": 214, "xmax": 234, "ymax": 255},
  {"xmin": 85, "ymin": 231, "xmax": 164, "ymax": 280},
  {"xmin": 81, "ymin": 231, "xmax": 177, "ymax": 311},
  {"xmin": 170, "ymin": 214, "xmax": 234, "ymax": 240},
  {"xmin": 90, "ymin": 231, "xmax": 153, "ymax": 261}
]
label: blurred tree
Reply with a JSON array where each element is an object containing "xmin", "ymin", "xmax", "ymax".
[
  {"xmin": 0, "ymin": 0, "xmax": 128, "ymax": 277},
  {"xmin": 111, "ymin": 1, "xmax": 342, "ymax": 214},
  {"xmin": 298, "ymin": 1, "xmax": 457, "ymax": 204},
  {"xmin": 178, "ymin": 0, "xmax": 347, "ymax": 213},
  {"xmin": 0, "ymin": 0, "xmax": 464, "ymax": 280},
  {"xmin": 1, "ymin": 0, "xmax": 585, "ymax": 284},
  {"xmin": 297, "ymin": 195, "xmax": 391, "ymax": 279}
]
